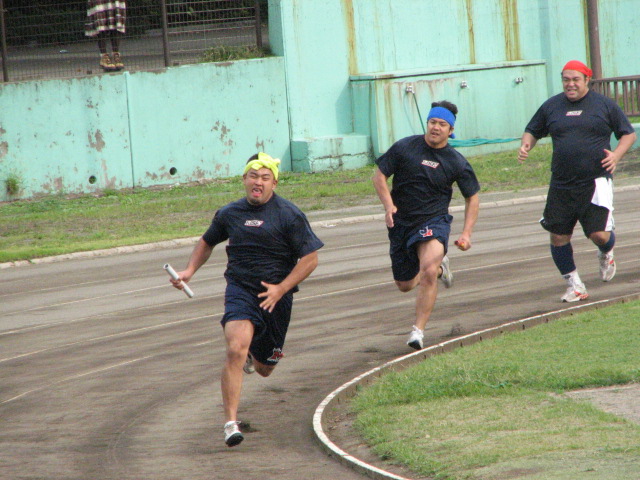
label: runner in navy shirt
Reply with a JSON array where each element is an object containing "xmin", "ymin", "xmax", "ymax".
[
  {"xmin": 518, "ymin": 60, "xmax": 636, "ymax": 302},
  {"xmin": 170, "ymin": 153, "xmax": 323, "ymax": 447},
  {"xmin": 373, "ymin": 100, "xmax": 480, "ymax": 350}
]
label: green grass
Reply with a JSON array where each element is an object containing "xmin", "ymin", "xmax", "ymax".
[
  {"xmin": 1, "ymin": 144, "xmax": 639, "ymax": 263},
  {"xmin": 352, "ymin": 302, "xmax": 640, "ymax": 479}
]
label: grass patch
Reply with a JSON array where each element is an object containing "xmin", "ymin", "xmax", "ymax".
[
  {"xmin": 200, "ymin": 45, "xmax": 271, "ymax": 63},
  {"xmin": 351, "ymin": 302, "xmax": 640, "ymax": 479},
  {"xmin": 1, "ymin": 144, "xmax": 639, "ymax": 263}
]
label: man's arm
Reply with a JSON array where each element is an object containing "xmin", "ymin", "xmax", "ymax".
[
  {"xmin": 517, "ymin": 132, "xmax": 538, "ymax": 163},
  {"xmin": 171, "ymin": 237, "xmax": 214, "ymax": 290},
  {"xmin": 258, "ymin": 251, "xmax": 319, "ymax": 312},
  {"xmin": 372, "ymin": 167, "xmax": 397, "ymax": 228},
  {"xmin": 602, "ymin": 131, "xmax": 638, "ymax": 173},
  {"xmin": 455, "ymin": 193, "xmax": 479, "ymax": 251}
]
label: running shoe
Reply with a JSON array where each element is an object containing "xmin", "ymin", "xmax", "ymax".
[
  {"xmin": 561, "ymin": 281, "xmax": 589, "ymax": 303},
  {"xmin": 598, "ymin": 250, "xmax": 616, "ymax": 282},
  {"xmin": 224, "ymin": 421, "xmax": 244, "ymax": 447},
  {"xmin": 243, "ymin": 353, "xmax": 255, "ymax": 374},
  {"xmin": 439, "ymin": 255, "xmax": 453, "ymax": 288},
  {"xmin": 406, "ymin": 325, "xmax": 424, "ymax": 350}
]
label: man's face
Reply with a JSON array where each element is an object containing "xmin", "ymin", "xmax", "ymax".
[
  {"xmin": 425, "ymin": 117, "xmax": 452, "ymax": 148},
  {"xmin": 243, "ymin": 167, "xmax": 277, "ymax": 205},
  {"xmin": 562, "ymin": 69, "xmax": 590, "ymax": 101}
]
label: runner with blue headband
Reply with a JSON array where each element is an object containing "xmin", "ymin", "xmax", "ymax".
[{"xmin": 373, "ymin": 100, "xmax": 480, "ymax": 350}]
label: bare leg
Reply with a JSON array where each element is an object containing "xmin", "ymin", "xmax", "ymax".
[
  {"xmin": 395, "ymin": 240, "xmax": 445, "ymax": 330},
  {"xmin": 221, "ymin": 320, "xmax": 254, "ymax": 423}
]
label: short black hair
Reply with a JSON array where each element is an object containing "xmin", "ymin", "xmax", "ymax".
[
  {"xmin": 246, "ymin": 153, "xmax": 259, "ymax": 164},
  {"xmin": 431, "ymin": 100, "xmax": 458, "ymax": 117}
]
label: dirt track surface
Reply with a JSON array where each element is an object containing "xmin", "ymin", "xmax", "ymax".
[{"xmin": 2, "ymin": 189, "xmax": 639, "ymax": 480}]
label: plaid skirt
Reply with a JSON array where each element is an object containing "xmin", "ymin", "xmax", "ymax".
[{"xmin": 85, "ymin": 0, "xmax": 126, "ymax": 37}]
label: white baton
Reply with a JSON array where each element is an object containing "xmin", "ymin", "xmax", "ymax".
[{"xmin": 164, "ymin": 263, "xmax": 195, "ymax": 298}]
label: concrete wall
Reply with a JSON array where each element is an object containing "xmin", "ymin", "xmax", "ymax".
[
  {"xmin": 0, "ymin": 59, "xmax": 289, "ymax": 200},
  {"xmin": 2, "ymin": 0, "xmax": 639, "ymax": 200}
]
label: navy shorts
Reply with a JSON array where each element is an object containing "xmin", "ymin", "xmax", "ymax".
[
  {"xmin": 541, "ymin": 183, "xmax": 612, "ymax": 236},
  {"xmin": 221, "ymin": 281, "xmax": 293, "ymax": 366},
  {"xmin": 388, "ymin": 214, "xmax": 452, "ymax": 282}
]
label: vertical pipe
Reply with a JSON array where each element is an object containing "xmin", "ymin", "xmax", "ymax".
[
  {"xmin": 586, "ymin": 0, "xmax": 602, "ymax": 79},
  {"xmin": 160, "ymin": 0, "xmax": 171, "ymax": 67},
  {"xmin": 0, "ymin": 0, "xmax": 9, "ymax": 82},
  {"xmin": 124, "ymin": 72, "xmax": 136, "ymax": 190},
  {"xmin": 255, "ymin": 0, "xmax": 263, "ymax": 50}
]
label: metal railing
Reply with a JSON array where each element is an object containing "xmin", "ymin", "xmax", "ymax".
[
  {"xmin": 0, "ymin": 0, "xmax": 267, "ymax": 83},
  {"xmin": 591, "ymin": 75, "xmax": 640, "ymax": 117}
]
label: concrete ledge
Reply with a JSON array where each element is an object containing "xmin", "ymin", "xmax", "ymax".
[
  {"xmin": 291, "ymin": 134, "xmax": 373, "ymax": 173},
  {"xmin": 312, "ymin": 292, "xmax": 640, "ymax": 480}
]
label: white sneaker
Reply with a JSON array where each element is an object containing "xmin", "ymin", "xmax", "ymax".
[
  {"xmin": 243, "ymin": 353, "xmax": 255, "ymax": 374},
  {"xmin": 561, "ymin": 282, "xmax": 589, "ymax": 302},
  {"xmin": 407, "ymin": 326, "xmax": 424, "ymax": 350},
  {"xmin": 439, "ymin": 255, "xmax": 453, "ymax": 288},
  {"xmin": 598, "ymin": 250, "xmax": 616, "ymax": 282},
  {"xmin": 224, "ymin": 420, "xmax": 244, "ymax": 447}
]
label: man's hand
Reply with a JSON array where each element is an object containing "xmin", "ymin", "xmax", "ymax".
[
  {"xmin": 454, "ymin": 236, "xmax": 472, "ymax": 251},
  {"xmin": 601, "ymin": 149, "xmax": 620, "ymax": 173},
  {"xmin": 170, "ymin": 270, "xmax": 193, "ymax": 290},
  {"xmin": 257, "ymin": 281, "xmax": 286, "ymax": 313},
  {"xmin": 517, "ymin": 143, "xmax": 531, "ymax": 163},
  {"xmin": 385, "ymin": 205, "xmax": 397, "ymax": 228}
]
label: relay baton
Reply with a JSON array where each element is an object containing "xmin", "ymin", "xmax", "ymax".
[{"xmin": 164, "ymin": 263, "xmax": 195, "ymax": 298}]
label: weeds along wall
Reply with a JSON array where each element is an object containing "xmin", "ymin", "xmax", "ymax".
[{"xmin": 0, "ymin": 59, "xmax": 289, "ymax": 201}]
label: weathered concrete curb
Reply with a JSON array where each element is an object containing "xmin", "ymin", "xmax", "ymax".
[
  {"xmin": 312, "ymin": 292, "xmax": 640, "ymax": 480},
  {"xmin": 0, "ymin": 192, "xmax": 548, "ymax": 270},
  {"xmin": 1, "ymin": 184, "xmax": 638, "ymax": 271}
]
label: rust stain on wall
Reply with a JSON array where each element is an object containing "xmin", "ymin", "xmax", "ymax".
[
  {"xmin": 88, "ymin": 130, "xmax": 105, "ymax": 152},
  {"xmin": 341, "ymin": 0, "xmax": 357, "ymax": 75},
  {"xmin": 0, "ymin": 142, "xmax": 8, "ymax": 158},
  {"xmin": 501, "ymin": 0, "xmax": 522, "ymax": 61},
  {"xmin": 465, "ymin": 0, "xmax": 476, "ymax": 64}
]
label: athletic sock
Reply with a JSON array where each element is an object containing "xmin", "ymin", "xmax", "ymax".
[
  {"xmin": 597, "ymin": 231, "xmax": 615, "ymax": 254},
  {"xmin": 563, "ymin": 270, "xmax": 583, "ymax": 286},
  {"xmin": 550, "ymin": 243, "xmax": 576, "ymax": 276}
]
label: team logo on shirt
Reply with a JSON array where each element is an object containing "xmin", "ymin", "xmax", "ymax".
[
  {"xmin": 422, "ymin": 160, "xmax": 439, "ymax": 168},
  {"xmin": 566, "ymin": 110, "xmax": 583, "ymax": 116},
  {"xmin": 244, "ymin": 220, "xmax": 264, "ymax": 227},
  {"xmin": 267, "ymin": 348, "xmax": 284, "ymax": 363},
  {"xmin": 419, "ymin": 227, "xmax": 434, "ymax": 237}
]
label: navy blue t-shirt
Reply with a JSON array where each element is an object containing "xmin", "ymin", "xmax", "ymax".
[
  {"xmin": 376, "ymin": 135, "xmax": 480, "ymax": 225},
  {"xmin": 525, "ymin": 90, "xmax": 635, "ymax": 188},
  {"xmin": 202, "ymin": 193, "xmax": 324, "ymax": 295}
]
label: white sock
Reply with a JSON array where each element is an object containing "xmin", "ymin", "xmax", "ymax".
[{"xmin": 563, "ymin": 270, "xmax": 582, "ymax": 286}]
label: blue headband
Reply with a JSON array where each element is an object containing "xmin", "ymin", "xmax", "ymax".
[{"xmin": 427, "ymin": 106, "xmax": 456, "ymax": 138}]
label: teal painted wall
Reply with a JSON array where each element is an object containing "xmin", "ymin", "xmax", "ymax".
[
  {"xmin": 2, "ymin": 0, "xmax": 639, "ymax": 200},
  {"xmin": 0, "ymin": 59, "xmax": 289, "ymax": 200}
]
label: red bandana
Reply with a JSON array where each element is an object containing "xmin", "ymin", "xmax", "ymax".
[{"xmin": 562, "ymin": 60, "xmax": 593, "ymax": 77}]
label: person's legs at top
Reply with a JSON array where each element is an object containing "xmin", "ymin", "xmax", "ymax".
[
  {"xmin": 97, "ymin": 33, "xmax": 114, "ymax": 70},
  {"xmin": 221, "ymin": 319, "xmax": 253, "ymax": 447},
  {"xmin": 110, "ymin": 32, "xmax": 124, "ymax": 69}
]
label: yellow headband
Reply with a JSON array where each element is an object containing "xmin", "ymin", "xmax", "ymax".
[{"xmin": 243, "ymin": 152, "xmax": 281, "ymax": 181}]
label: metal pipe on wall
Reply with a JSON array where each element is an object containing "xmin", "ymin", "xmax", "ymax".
[
  {"xmin": 0, "ymin": 0, "xmax": 9, "ymax": 82},
  {"xmin": 160, "ymin": 0, "xmax": 171, "ymax": 67},
  {"xmin": 586, "ymin": 0, "xmax": 602, "ymax": 79}
]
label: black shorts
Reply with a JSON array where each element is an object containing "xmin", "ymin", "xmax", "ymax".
[
  {"xmin": 540, "ymin": 182, "xmax": 613, "ymax": 236},
  {"xmin": 221, "ymin": 281, "xmax": 293, "ymax": 366},
  {"xmin": 388, "ymin": 214, "xmax": 452, "ymax": 282}
]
